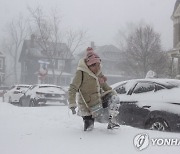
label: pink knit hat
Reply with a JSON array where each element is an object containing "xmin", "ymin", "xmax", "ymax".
[{"xmin": 85, "ymin": 47, "xmax": 101, "ymax": 66}]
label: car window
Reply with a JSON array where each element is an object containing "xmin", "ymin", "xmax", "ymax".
[
  {"xmin": 114, "ymin": 83, "xmax": 127, "ymax": 94},
  {"xmin": 133, "ymin": 82, "xmax": 155, "ymax": 94},
  {"xmin": 39, "ymin": 86, "xmax": 56, "ymax": 88},
  {"xmin": 16, "ymin": 87, "xmax": 21, "ymax": 90},
  {"xmin": 39, "ymin": 86, "xmax": 62, "ymax": 91},
  {"xmin": 18, "ymin": 86, "xmax": 30, "ymax": 88},
  {"xmin": 155, "ymin": 84, "xmax": 165, "ymax": 91},
  {"xmin": 24, "ymin": 85, "xmax": 36, "ymax": 93},
  {"xmin": 30, "ymin": 85, "xmax": 37, "ymax": 90}
]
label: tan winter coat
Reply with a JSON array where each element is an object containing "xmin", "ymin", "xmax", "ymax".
[{"xmin": 68, "ymin": 58, "xmax": 113, "ymax": 116}]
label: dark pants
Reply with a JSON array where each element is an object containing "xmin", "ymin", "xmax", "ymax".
[{"xmin": 82, "ymin": 115, "xmax": 95, "ymax": 131}]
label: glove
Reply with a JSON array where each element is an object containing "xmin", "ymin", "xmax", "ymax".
[{"xmin": 70, "ymin": 107, "xmax": 76, "ymax": 115}]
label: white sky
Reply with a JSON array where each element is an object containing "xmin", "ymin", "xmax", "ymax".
[{"xmin": 0, "ymin": 0, "xmax": 176, "ymax": 50}]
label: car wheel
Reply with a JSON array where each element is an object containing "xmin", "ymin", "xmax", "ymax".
[{"xmin": 146, "ymin": 118, "xmax": 170, "ymax": 131}]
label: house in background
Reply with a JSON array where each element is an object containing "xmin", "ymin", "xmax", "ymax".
[
  {"xmin": 76, "ymin": 43, "xmax": 126, "ymax": 84},
  {"xmin": 0, "ymin": 52, "xmax": 5, "ymax": 86},
  {"xmin": 94, "ymin": 45, "xmax": 126, "ymax": 84},
  {"xmin": 19, "ymin": 35, "xmax": 74, "ymax": 86},
  {"xmin": 169, "ymin": 0, "xmax": 180, "ymax": 77}
]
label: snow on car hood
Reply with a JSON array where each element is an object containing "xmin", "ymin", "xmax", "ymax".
[{"xmin": 37, "ymin": 87, "xmax": 65, "ymax": 94}]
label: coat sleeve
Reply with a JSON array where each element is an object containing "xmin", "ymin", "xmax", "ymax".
[
  {"xmin": 98, "ymin": 72, "xmax": 112, "ymax": 92},
  {"xmin": 68, "ymin": 70, "xmax": 82, "ymax": 108},
  {"xmin": 101, "ymin": 82, "xmax": 112, "ymax": 91},
  {"xmin": 101, "ymin": 82, "xmax": 117, "ymax": 95},
  {"xmin": 99, "ymin": 72, "xmax": 117, "ymax": 96}
]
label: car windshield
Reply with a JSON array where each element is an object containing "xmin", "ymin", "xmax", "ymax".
[
  {"xmin": 18, "ymin": 86, "xmax": 30, "ymax": 88},
  {"xmin": 16, "ymin": 86, "xmax": 30, "ymax": 91},
  {"xmin": 39, "ymin": 86, "xmax": 63, "ymax": 91},
  {"xmin": 133, "ymin": 82, "xmax": 155, "ymax": 94},
  {"xmin": 39, "ymin": 86, "xmax": 58, "ymax": 88}
]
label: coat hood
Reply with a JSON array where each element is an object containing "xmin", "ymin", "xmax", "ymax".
[{"xmin": 77, "ymin": 58, "xmax": 101, "ymax": 78}]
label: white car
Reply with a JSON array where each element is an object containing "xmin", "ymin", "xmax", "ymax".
[
  {"xmin": 20, "ymin": 84, "xmax": 67, "ymax": 106},
  {"xmin": 111, "ymin": 78, "xmax": 180, "ymax": 132},
  {"xmin": 3, "ymin": 84, "xmax": 31, "ymax": 104}
]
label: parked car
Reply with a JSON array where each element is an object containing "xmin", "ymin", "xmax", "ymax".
[
  {"xmin": 0, "ymin": 86, "xmax": 10, "ymax": 97},
  {"xmin": 3, "ymin": 84, "xmax": 31, "ymax": 104},
  {"xmin": 111, "ymin": 78, "xmax": 180, "ymax": 132},
  {"xmin": 19, "ymin": 84, "xmax": 67, "ymax": 107}
]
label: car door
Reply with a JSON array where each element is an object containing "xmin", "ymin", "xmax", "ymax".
[
  {"xmin": 20, "ymin": 85, "xmax": 36, "ymax": 106},
  {"xmin": 114, "ymin": 82, "xmax": 137, "ymax": 125},
  {"xmin": 10, "ymin": 87, "xmax": 22, "ymax": 102},
  {"xmin": 128, "ymin": 81, "xmax": 156, "ymax": 127},
  {"xmin": 25, "ymin": 85, "xmax": 37, "ymax": 98},
  {"xmin": 12, "ymin": 87, "xmax": 22, "ymax": 102}
]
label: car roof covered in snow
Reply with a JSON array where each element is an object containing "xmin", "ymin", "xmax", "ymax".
[
  {"xmin": 111, "ymin": 78, "xmax": 180, "ymax": 89},
  {"xmin": 33, "ymin": 84, "xmax": 65, "ymax": 91},
  {"xmin": 13, "ymin": 84, "xmax": 31, "ymax": 88}
]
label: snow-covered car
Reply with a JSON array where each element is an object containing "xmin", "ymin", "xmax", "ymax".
[
  {"xmin": 3, "ymin": 84, "xmax": 31, "ymax": 104},
  {"xmin": 111, "ymin": 78, "xmax": 180, "ymax": 132},
  {"xmin": 19, "ymin": 84, "xmax": 67, "ymax": 107}
]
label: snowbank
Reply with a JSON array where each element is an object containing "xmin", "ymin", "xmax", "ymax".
[{"xmin": 0, "ymin": 102, "xmax": 180, "ymax": 154}]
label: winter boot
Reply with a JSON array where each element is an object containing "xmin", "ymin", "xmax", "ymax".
[
  {"xmin": 83, "ymin": 116, "xmax": 95, "ymax": 131},
  {"xmin": 107, "ymin": 120, "xmax": 120, "ymax": 129},
  {"xmin": 107, "ymin": 114, "xmax": 120, "ymax": 129},
  {"xmin": 84, "ymin": 119, "xmax": 94, "ymax": 131}
]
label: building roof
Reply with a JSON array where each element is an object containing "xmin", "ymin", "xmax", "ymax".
[
  {"xmin": 77, "ymin": 44, "xmax": 122, "ymax": 62},
  {"xmin": 95, "ymin": 45, "xmax": 122, "ymax": 62},
  {"xmin": 19, "ymin": 39, "xmax": 74, "ymax": 62},
  {"xmin": 172, "ymin": 0, "xmax": 180, "ymax": 17}
]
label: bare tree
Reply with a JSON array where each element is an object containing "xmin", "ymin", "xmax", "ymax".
[
  {"xmin": 28, "ymin": 6, "xmax": 65, "ymax": 84},
  {"xmin": 28, "ymin": 6, "xmax": 88, "ymax": 84},
  {"xmin": 2, "ymin": 15, "xmax": 28, "ymax": 83},
  {"xmin": 66, "ymin": 29, "xmax": 88, "ymax": 54},
  {"xmin": 118, "ymin": 25, "xmax": 170, "ymax": 78},
  {"xmin": 114, "ymin": 22, "xmax": 136, "ymax": 52}
]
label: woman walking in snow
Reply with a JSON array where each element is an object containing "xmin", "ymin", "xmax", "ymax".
[{"xmin": 68, "ymin": 47, "xmax": 120, "ymax": 131}]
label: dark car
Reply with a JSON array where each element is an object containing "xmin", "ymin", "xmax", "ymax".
[{"xmin": 111, "ymin": 78, "xmax": 180, "ymax": 132}]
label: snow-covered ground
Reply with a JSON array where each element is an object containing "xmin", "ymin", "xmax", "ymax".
[{"xmin": 0, "ymin": 100, "xmax": 180, "ymax": 154}]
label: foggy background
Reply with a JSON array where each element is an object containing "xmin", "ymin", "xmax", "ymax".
[
  {"xmin": 0, "ymin": 0, "xmax": 176, "ymax": 50},
  {"xmin": 0, "ymin": 0, "xmax": 177, "ymax": 86}
]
